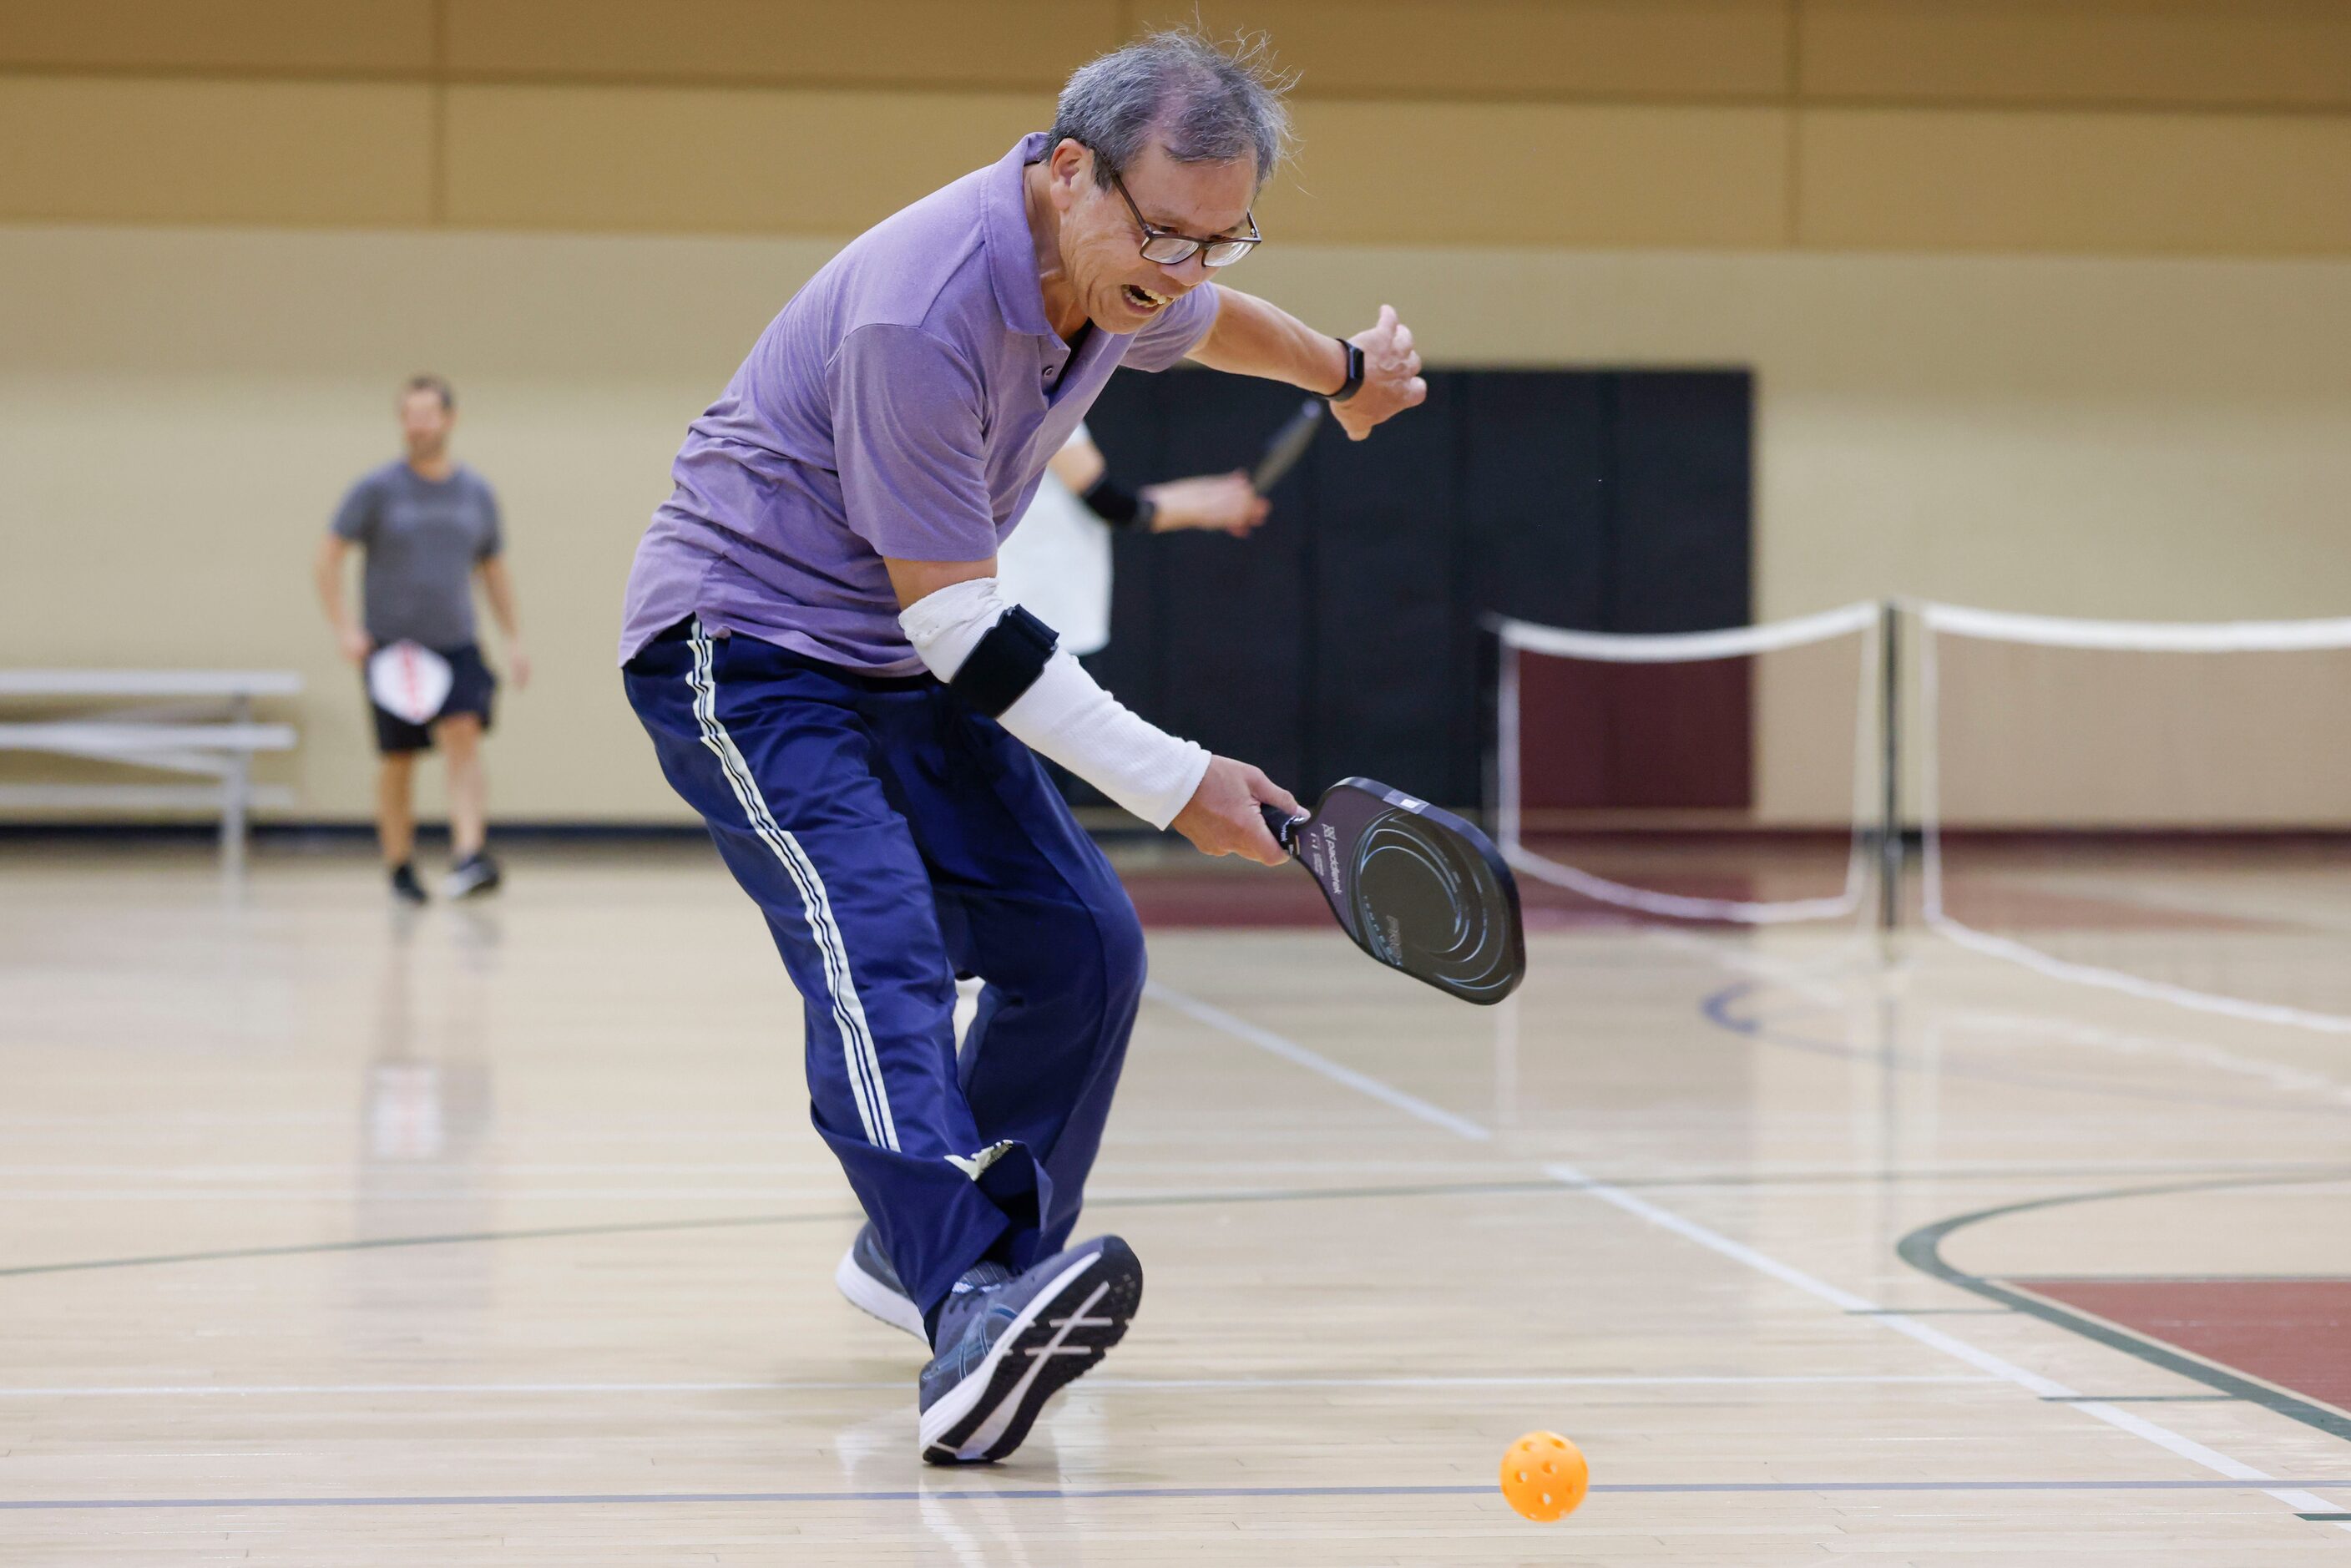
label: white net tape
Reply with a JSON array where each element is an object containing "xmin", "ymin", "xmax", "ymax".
[
  {"xmin": 1917, "ymin": 599, "xmax": 2351, "ymax": 1034},
  {"xmin": 1493, "ymin": 600, "xmax": 1881, "ymax": 664},
  {"xmin": 1494, "ymin": 602, "xmax": 1883, "ymax": 924},
  {"xmin": 1921, "ymin": 602, "xmax": 2351, "ymax": 655}
]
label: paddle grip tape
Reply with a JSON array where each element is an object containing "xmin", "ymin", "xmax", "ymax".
[
  {"xmin": 948, "ymin": 605, "xmax": 1060, "ymax": 717},
  {"xmin": 1260, "ymin": 803, "xmax": 1302, "ymax": 857}
]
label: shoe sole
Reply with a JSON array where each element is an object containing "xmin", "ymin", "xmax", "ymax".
[
  {"xmin": 918, "ymin": 1238, "xmax": 1142, "ymax": 1467},
  {"xmin": 833, "ymin": 1243, "xmax": 927, "ymax": 1341},
  {"xmin": 442, "ymin": 874, "xmax": 500, "ymax": 900}
]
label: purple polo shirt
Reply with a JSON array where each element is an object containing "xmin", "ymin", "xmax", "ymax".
[{"xmin": 619, "ymin": 132, "xmax": 1221, "ymax": 672}]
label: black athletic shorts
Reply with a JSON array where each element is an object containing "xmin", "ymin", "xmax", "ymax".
[{"xmin": 368, "ymin": 642, "xmax": 497, "ymax": 755}]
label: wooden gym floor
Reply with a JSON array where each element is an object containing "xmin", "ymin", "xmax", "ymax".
[{"xmin": 1, "ymin": 837, "xmax": 2347, "ymax": 1564}]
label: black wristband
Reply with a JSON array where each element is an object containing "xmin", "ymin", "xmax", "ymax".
[
  {"xmin": 1079, "ymin": 473, "xmax": 1154, "ymax": 530},
  {"xmin": 1328, "ymin": 338, "xmax": 1365, "ymax": 403}
]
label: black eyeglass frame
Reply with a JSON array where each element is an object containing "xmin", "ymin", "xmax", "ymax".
[{"xmin": 1089, "ymin": 148, "xmax": 1263, "ymax": 269}]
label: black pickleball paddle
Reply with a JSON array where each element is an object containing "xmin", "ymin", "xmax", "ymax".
[{"xmin": 1261, "ymin": 777, "xmax": 1526, "ymax": 1005}]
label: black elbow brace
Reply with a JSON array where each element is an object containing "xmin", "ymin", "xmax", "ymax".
[
  {"xmin": 948, "ymin": 604, "xmax": 1060, "ymax": 717},
  {"xmin": 1079, "ymin": 473, "xmax": 1154, "ymax": 530}
]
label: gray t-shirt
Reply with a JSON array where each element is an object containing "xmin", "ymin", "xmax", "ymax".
[{"xmin": 331, "ymin": 460, "xmax": 502, "ymax": 649}]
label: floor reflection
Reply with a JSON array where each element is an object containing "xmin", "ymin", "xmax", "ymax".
[{"xmin": 345, "ymin": 903, "xmax": 501, "ymax": 1328}]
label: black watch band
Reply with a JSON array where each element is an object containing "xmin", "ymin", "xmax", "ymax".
[{"xmin": 1328, "ymin": 338, "xmax": 1365, "ymax": 403}]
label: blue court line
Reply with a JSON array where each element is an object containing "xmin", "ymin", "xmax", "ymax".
[{"xmin": 7, "ymin": 1479, "xmax": 2351, "ymax": 1511}]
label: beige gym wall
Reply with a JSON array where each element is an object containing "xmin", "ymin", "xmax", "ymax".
[{"xmin": 4, "ymin": 1, "xmax": 2350, "ymax": 826}]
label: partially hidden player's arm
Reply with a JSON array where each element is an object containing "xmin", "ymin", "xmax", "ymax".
[
  {"xmin": 885, "ymin": 556, "xmax": 1299, "ymax": 865},
  {"xmin": 312, "ymin": 535, "xmax": 370, "ymax": 665},
  {"xmin": 1186, "ymin": 291, "xmax": 1427, "ymax": 443},
  {"xmin": 1047, "ymin": 431, "xmax": 1268, "ymax": 538},
  {"xmin": 476, "ymin": 555, "xmax": 531, "ymax": 690}
]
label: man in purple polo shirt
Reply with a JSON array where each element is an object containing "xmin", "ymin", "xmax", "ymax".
[{"xmin": 620, "ymin": 31, "xmax": 1423, "ymax": 1465}]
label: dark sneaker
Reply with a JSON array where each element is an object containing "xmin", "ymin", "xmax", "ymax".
[
  {"xmin": 442, "ymin": 852, "xmax": 502, "ymax": 900},
  {"xmin": 389, "ymin": 862, "xmax": 428, "ymax": 905},
  {"xmin": 917, "ymin": 1235, "xmax": 1142, "ymax": 1466},
  {"xmin": 834, "ymin": 1222, "xmax": 926, "ymax": 1341}
]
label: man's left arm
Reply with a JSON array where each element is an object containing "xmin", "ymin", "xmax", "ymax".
[
  {"xmin": 1186, "ymin": 291, "xmax": 1426, "ymax": 442},
  {"xmin": 472, "ymin": 482, "xmax": 529, "ymax": 689},
  {"xmin": 477, "ymin": 556, "xmax": 531, "ymax": 690}
]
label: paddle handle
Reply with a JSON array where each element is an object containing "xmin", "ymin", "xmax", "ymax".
[{"xmin": 1259, "ymin": 803, "xmax": 1303, "ymax": 857}]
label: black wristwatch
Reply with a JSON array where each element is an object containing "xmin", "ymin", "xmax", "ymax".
[{"xmin": 1328, "ymin": 338, "xmax": 1364, "ymax": 403}]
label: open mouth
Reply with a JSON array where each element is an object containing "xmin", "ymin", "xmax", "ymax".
[{"xmin": 1121, "ymin": 283, "xmax": 1172, "ymax": 313}]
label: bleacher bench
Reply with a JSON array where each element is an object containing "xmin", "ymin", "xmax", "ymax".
[{"xmin": 0, "ymin": 670, "xmax": 302, "ymax": 871}]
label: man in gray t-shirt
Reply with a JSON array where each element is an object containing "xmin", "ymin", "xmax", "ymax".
[{"xmin": 314, "ymin": 374, "xmax": 529, "ymax": 903}]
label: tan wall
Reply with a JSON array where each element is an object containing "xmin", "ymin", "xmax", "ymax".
[
  {"xmin": 1930, "ymin": 642, "xmax": 2351, "ymax": 830},
  {"xmin": 9, "ymin": 1, "xmax": 2351, "ymax": 254},
  {"xmin": 4, "ymin": 3, "xmax": 2351, "ymax": 827},
  {"xmin": 6, "ymin": 228, "xmax": 2349, "ymax": 825}
]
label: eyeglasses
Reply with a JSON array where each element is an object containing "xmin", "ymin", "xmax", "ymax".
[{"xmin": 1095, "ymin": 153, "xmax": 1261, "ymax": 269}]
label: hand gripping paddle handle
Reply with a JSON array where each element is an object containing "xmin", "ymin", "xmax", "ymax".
[{"xmin": 1260, "ymin": 802, "xmax": 1302, "ymax": 857}]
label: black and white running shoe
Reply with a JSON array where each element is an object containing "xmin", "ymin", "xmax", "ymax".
[
  {"xmin": 442, "ymin": 852, "xmax": 502, "ymax": 900},
  {"xmin": 834, "ymin": 1222, "xmax": 926, "ymax": 1341},
  {"xmin": 917, "ymin": 1235, "xmax": 1141, "ymax": 1466},
  {"xmin": 389, "ymin": 862, "xmax": 428, "ymax": 905}
]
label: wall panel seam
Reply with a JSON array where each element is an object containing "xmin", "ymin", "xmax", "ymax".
[
  {"xmin": 10, "ymin": 63, "xmax": 2351, "ymax": 120},
  {"xmin": 1782, "ymin": 0, "xmax": 1802, "ymax": 248},
  {"xmin": 431, "ymin": 0, "xmax": 449, "ymax": 225}
]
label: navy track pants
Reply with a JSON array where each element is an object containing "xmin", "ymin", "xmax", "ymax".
[{"xmin": 624, "ymin": 620, "xmax": 1145, "ymax": 1316}]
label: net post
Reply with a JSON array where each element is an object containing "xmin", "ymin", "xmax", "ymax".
[
  {"xmin": 1495, "ymin": 635, "xmax": 1521, "ymax": 853},
  {"xmin": 1877, "ymin": 599, "xmax": 1902, "ymax": 932}
]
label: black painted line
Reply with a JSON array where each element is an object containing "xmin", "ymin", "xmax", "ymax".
[
  {"xmin": 2298, "ymin": 1512, "xmax": 2351, "ymax": 1521},
  {"xmin": 0, "ymin": 1180, "xmax": 1580, "ymax": 1282},
  {"xmin": 2041, "ymin": 1394, "xmax": 2241, "ymax": 1404},
  {"xmin": 2011, "ymin": 1274, "xmax": 2351, "ymax": 1285},
  {"xmin": 0, "ymin": 1181, "xmax": 1556, "ymax": 1282},
  {"xmin": 11, "ymin": 1479, "xmax": 2351, "ymax": 1512},
  {"xmin": 1107, "ymin": 1177, "xmax": 1560, "ymax": 1208},
  {"xmin": 0, "ymin": 1210, "xmax": 862, "ymax": 1281},
  {"xmin": 1895, "ymin": 1172, "xmax": 2351, "ymax": 1448},
  {"xmin": 8, "ymin": 1162, "xmax": 2348, "ymax": 1288}
]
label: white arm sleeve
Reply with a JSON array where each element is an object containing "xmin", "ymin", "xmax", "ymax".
[{"xmin": 899, "ymin": 577, "xmax": 1211, "ymax": 830}]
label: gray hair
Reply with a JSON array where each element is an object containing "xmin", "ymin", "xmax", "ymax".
[{"xmin": 1048, "ymin": 28, "xmax": 1296, "ymax": 191}]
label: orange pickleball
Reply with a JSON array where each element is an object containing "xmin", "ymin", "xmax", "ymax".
[{"xmin": 1499, "ymin": 1430, "xmax": 1588, "ymax": 1521}]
